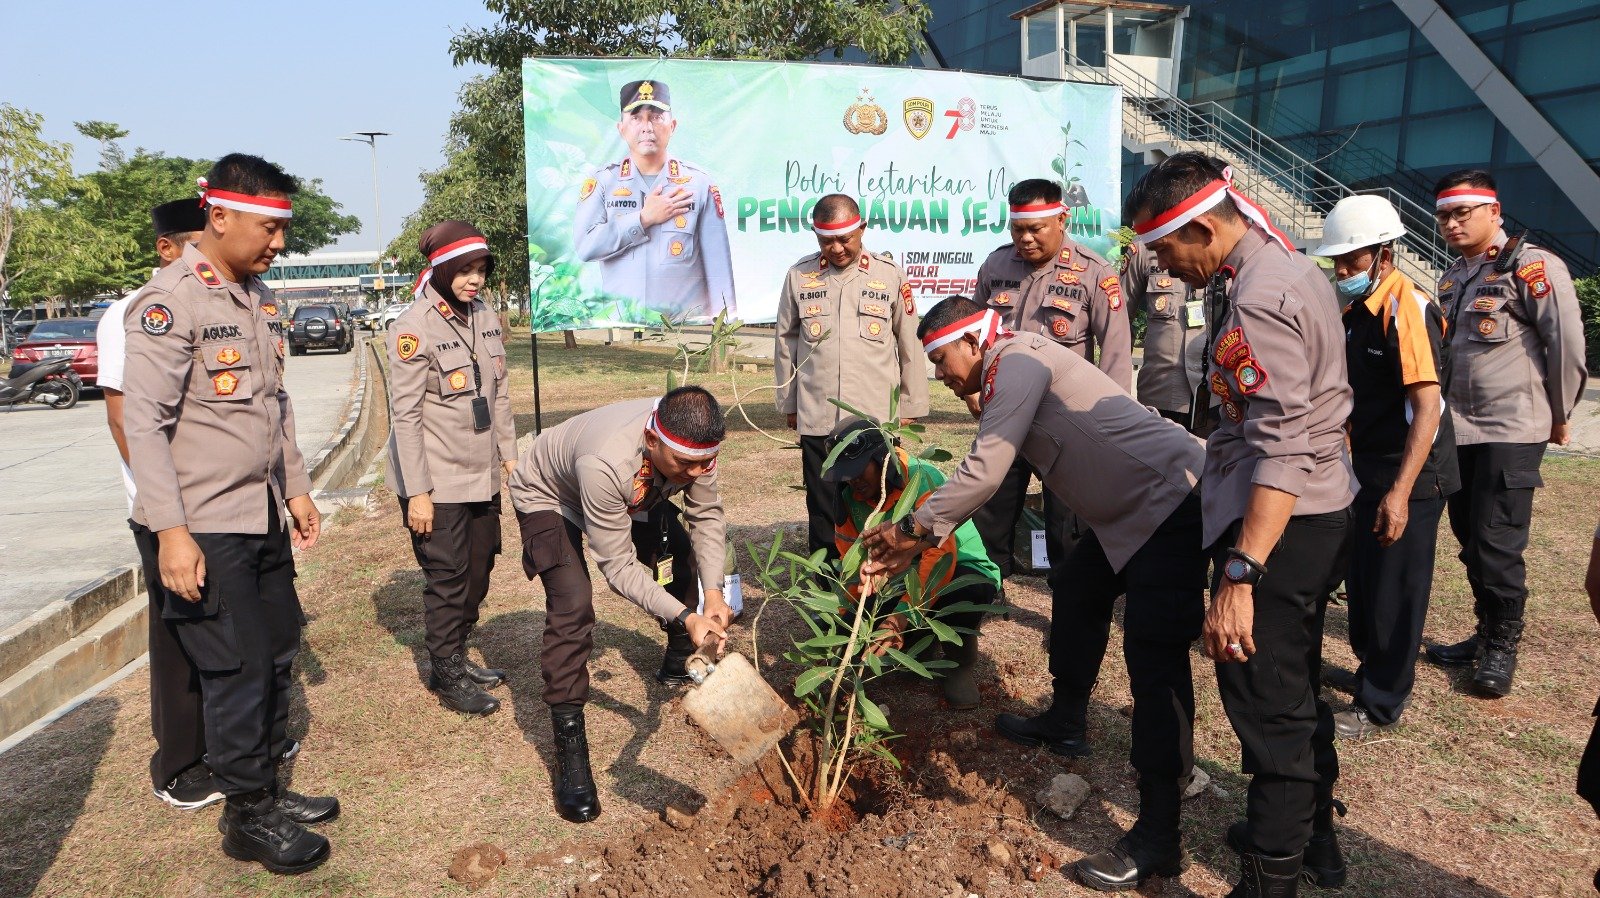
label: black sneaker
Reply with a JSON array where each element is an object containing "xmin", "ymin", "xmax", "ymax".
[{"xmin": 155, "ymin": 765, "xmax": 225, "ymax": 810}]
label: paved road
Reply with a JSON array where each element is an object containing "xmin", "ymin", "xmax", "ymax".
[{"xmin": 0, "ymin": 347, "xmax": 359, "ymax": 632}]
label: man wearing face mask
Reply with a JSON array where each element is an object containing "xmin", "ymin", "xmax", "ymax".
[
  {"xmin": 122, "ymin": 154, "xmax": 336, "ymax": 874},
  {"xmin": 1314, "ymin": 196, "xmax": 1459, "ymax": 737},
  {"xmin": 387, "ymin": 221, "xmax": 517, "ymax": 717},
  {"xmin": 509, "ymin": 386, "xmax": 734, "ymax": 823},
  {"xmin": 774, "ymin": 194, "xmax": 928, "ymax": 559},
  {"xmin": 573, "ymin": 79, "xmax": 736, "ymax": 320},
  {"xmin": 1424, "ymin": 170, "xmax": 1587, "ymax": 697},
  {"xmin": 969, "ymin": 178, "xmax": 1131, "ymax": 578}
]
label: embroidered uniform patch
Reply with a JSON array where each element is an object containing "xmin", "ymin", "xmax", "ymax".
[
  {"xmin": 212, "ymin": 371, "xmax": 239, "ymax": 396},
  {"xmin": 1210, "ymin": 371, "xmax": 1231, "ymax": 399},
  {"xmin": 808, "ymin": 321, "xmax": 823, "ymax": 338},
  {"xmin": 579, "ymin": 178, "xmax": 597, "ymax": 201},
  {"xmin": 1478, "ymin": 318, "xmax": 1497, "ymax": 336},
  {"xmin": 1050, "ymin": 317, "xmax": 1071, "ymax": 338},
  {"xmin": 992, "ymin": 292, "xmax": 1012, "ymax": 305},
  {"xmin": 901, "ymin": 282, "xmax": 914, "ymax": 315},
  {"xmin": 397, "ymin": 333, "xmax": 420, "ymax": 360},
  {"xmin": 867, "ymin": 321, "xmax": 882, "ymax": 336},
  {"xmin": 612, "ymin": 186, "xmax": 632, "ymax": 197},
  {"xmin": 141, "ymin": 304, "xmax": 174, "ymax": 336},
  {"xmin": 862, "ymin": 303, "xmax": 886, "ymax": 316},
  {"xmin": 711, "ymin": 186, "xmax": 724, "ymax": 218},
  {"xmin": 215, "ymin": 347, "xmax": 241, "ymax": 366},
  {"xmin": 982, "ymin": 358, "xmax": 999, "ymax": 404},
  {"xmin": 1156, "ymin": 277, "xmax": 1172, "ymax": 288},
  {"xmin": 1050, "ymin": 298, "xmax": 1071, "ymax": 311},
  {"xmin": 193, "ymin": 262, "xmax": 222, "ymax": 288},
  {"xmin": 1222, "ymin": 400, "xmax": 1243, "ymax": 423},
  {"xmin": 1154, "ymin": 296, "xmax": 1168, "ymax": 313},
  {"xmin": 434, "ymin": 300, "xmax": 454, "ymax": 320},
  {"xmin": 1213, "ymin": 327, "xmax": 1250, "ymax": 369},
  {"xmin": 670, "ymin": 240, "xmax": 684, "ymax": 257},
  {"xmin": 674, "ymin": 215, "xmax": 687, "ymax": 228},
  {"xmin": 1100, "ymin": 276, "xmax": 1123, "ymax": 311},
  {"xmin": 1235, "ymin": 359, "xmax": 1268, "ymax": 395},
  {"xmin": 1472, "ymin": 297, "xmax": 1497, "ymax": 311},
  {"xmin": 803, "ymin": 304, "xmax": 822, "ymax": 317},
  {"xmin": 1056, "ymin": 271, "xmax": 1078, "ymax": 286},
  {"xmin": 448, "ymin": 369, "xmax": 469, "ymax": 390},
  {"xmin": 260, "ymin": 303, "xmax": 278, "ymax": 317}
]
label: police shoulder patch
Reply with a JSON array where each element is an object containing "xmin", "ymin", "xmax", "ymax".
[
  {"xmin": 396, "ymin": 333, "xmax": 420, "ymax": 360},
  {"xmin": 140, "ymin": 303, "xmax": 174, "ymax": 336},
  {"xmin": 193, "ymin": 262, "xmax": 223, "ymax": 288},
  {"xmin": 710, "ymin": 185, "xmax": 724, "ymax": 218},
  {"xmin": 901, "ymin": 282, "xmax": 914, "ymax": 315},
  {"xmin": 1234, "ymin": 358, "xmax": 1268, "ymax": 395},
  {"xmin": 579, "ymin": 178, "xmax": 597, "ymax": 202},
  {"xmin": 1100, "ymin": 275, "xmax": 1122, "ymax": 310}
]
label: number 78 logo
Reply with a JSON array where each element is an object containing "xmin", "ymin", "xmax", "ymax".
[{"xmin": 944, "ymin": 97, "xmax": 976, "ymax": 139}]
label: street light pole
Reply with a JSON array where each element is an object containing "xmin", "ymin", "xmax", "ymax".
[{"xmin": 341, "ymin": 131, "xmax": 390, "ymax": 279}]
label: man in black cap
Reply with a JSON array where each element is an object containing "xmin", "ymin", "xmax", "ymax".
[
  {"xmin": 96, "ymin": 197, "xmax": 228, "ymax": 810},
  {"xmin": 573, "ymin": 78, "xmax": 737, "ymax": 321}
]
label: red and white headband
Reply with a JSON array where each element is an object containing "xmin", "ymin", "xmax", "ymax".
[
  {"xmin": 647, "ymin": 402, "xmax": 721, "ymax": 458},
  {"xmin": 1435, "ymin": 187, "xmax": 1497, "ymax": 210},
  {"xmin": 428, "ymin": 236, "xmax": 489, "ymax": 265},
  {"xmin": 196, "ymin": 177, "xmax": 292, "ymax": 219},
  {"xmin": 922, "ymin": 309, "xmax": 1008, "ymax": 354},
  {"xmin": 1132, "ymin": 166, "xmax": 1293, "ymax": 252},
  {"xmin": 1009, "ymin": 201, "xmax": 1064, "ymax": 220},
  {"xmin": 813, "ymin": 214, "xmax": 863, "ymax": 237}
]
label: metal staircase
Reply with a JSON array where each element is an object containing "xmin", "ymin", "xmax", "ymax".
[{"xmin": 1069, "ymin": 52, "xmax": 1451, "ymax": 287}]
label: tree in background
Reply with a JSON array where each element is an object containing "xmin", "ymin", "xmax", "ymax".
[
  {"xmin": 389, "ymin": 0, "xmax": 932, "ymax": 316},
  {"xmin": 4, "ymin": 117, "xmax": 361, "ymax": 306},
  {"xmin": 0, "ymin": 104, "xmax": 76, "ymax": 307}
]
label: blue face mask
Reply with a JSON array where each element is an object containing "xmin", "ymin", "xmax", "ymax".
[{"xmin": 1336, "ymin": 270, "xmax": 1371, "ymax": 298}]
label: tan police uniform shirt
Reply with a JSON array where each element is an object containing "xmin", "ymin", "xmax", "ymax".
[
  {"xmin": 773, "ymin": 249, "xmax": 930, "ymax": 436},
  {"xmin": 1123, "ymin": 245, "xmax": 1204, "ymax": 415},
  {"xmin": 386, "ymin": 283, "xmax": 516, "ymax": 503},
  {"xmin": 1437, "ymin": 228, "xmax": 1588, "ymax": 445},
  {"xmin": 973, "ymin": 239, "xmax": 1133, "ymax": 392},
  {"xmin": 508, "ymin": 398, "xmax": 727, "ymax": 623},
  {"xmin": 912, "ymin": 332, "xmax": 1203, "ymax": 571},
  {"xmin": 1201, "ymin": 227, "xmax": 1357, "ymax": 546},
  {"xmin": 123, "ymin": 243, "xmax": 311, "ymax": 533}
]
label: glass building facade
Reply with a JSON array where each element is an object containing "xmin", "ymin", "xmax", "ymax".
[{"xmin": 922, "ymin": 0, "xmax": 1600, "ymax": 271}]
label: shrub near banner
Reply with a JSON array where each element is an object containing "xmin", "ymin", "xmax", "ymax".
[{"xmin": 522, "ymin": 58, "xmax": 1121, "ymax": 331}]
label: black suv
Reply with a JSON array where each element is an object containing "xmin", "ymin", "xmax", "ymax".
[{"xmin": 287, "ymin": 304, "xmax": 352, "ymax": 355}]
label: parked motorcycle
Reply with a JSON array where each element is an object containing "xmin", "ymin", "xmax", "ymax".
[{"xmin": 0, "ymin": 357, "xmax": 80, "ymax": 409}]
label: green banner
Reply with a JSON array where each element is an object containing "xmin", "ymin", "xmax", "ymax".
[{"xmin": 523, "ymin": 58, "xmax": 1121, "ymax": 331}]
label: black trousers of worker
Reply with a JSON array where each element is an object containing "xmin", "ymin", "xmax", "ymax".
[
  {"xmin": 799, "ymin": 435, "xmax": 840, "ymax": 560},
  {"xmin": 1211, "ymin": 508, "xmax": 1351, "ymax": 858},
  {"xmin": 1447, "ymin": 442, "xmax": 1545, "ymax": 625},
  {"xmin": 1051, "ymin": 492, "xmax": 1206, "ymax": 788},
  {"xmin": 399, "ymin": 494, "xmax": 503, "ymax": 659},
  {"xmin": 130, "ymin": 521, "xmax": 208, "ymax": 791},
  {"xmin": 517, "ymin": 501, "xmax": 697, "ymax": 706},
  {"xmin": 169, "ymin": 503, "xmax": 303, "ymax": 796},
  {"xmin": 1346, "ymin": 491, "xmax": 1445, "ymax": 725},
  {"xmin": 971, "ymin": 458, "xmax": 1079, "ymax": 578}
]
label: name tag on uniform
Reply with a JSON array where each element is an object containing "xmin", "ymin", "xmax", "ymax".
[
  {"xmin": 655, "ymin": 555, "xmax": 674, "ymax": 586},
  {"xmin": 1185, "ymin": 300, "xmax": 1205, "ymax": 328}
]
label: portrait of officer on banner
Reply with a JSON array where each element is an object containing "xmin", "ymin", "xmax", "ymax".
[{"xmin": 572, "ymin": 79, "xmax": 737, "ymax": 322}]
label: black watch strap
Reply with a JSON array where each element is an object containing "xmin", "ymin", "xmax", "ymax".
[
  {"xmin": 1224, "ymin": 547, "xmax": 1268, "ymax": 584},
  {"xmin": 675, "ymin": 607, "xmax": 692, "ymax": 626}
]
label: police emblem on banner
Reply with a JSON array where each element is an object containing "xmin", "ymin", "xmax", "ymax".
[
  {"xmin": 903, "ymin": 97, "xmax": 934, "ymax": 140},
  {"xmin": 843, "ymin": 89, "xmax": 888, "ymax": 135}
]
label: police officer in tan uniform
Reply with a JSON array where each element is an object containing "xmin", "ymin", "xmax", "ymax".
[
  {"xmin": 970, "ymin": 178, "xmax": 1131, "ymax": 574},
  {"xmin": 388, "ymin": 221, "xmax": 517, "ymax": 717},
  {"xmin": 573, "ymin": 79, "xmax": 736, "ymax": 320},
  {"xmin": 774, "ymin": 194, "xmax": 928, "ymax": 557},
  {"xmin": 1423, "ymin": 169, "xmax": 1589, "ymax": 697},
  {"xmin": 861, "ymin": 297, "xmax": 1208, "ymax": 891},
  {"xmin": 1122, "ymin": 243, "xmax": 1205, "ymax": 427},
  {"xmin": 1128, "ymin": 152, "xmax": 1354, "ymax": 896},
  {"xmin": 123, "ymin": 154, "xmax": 338, "ymax": 875},
  {"xmin": 509, "ymin": 387, "xmax": 733, "ymax": 823}
]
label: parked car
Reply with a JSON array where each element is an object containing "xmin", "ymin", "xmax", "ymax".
[
  {"xmin": 326, "ymin": 301, "xmax": 358, "ymax": 347},
  {"xmin": 348, "ymin": 306, "xmax": 377, "ymax": 331},
  {"xmin": 378, "ymin": 302, "xmax": 412, "ymax": 330},
  {"xmin": 10, "ymin": 317, "xmax": 101, "ymax": 386},
  {"xmin": 287, "ymin": 304, "xmax": 352, "ymax": 355}
]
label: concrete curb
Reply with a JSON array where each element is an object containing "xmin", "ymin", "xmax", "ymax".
[{"xmin": 0, "ymin": 341, "xmax": 379, "ymax": 745}]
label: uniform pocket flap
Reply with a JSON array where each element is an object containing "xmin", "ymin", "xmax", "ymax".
[
  {"xmin": 434, "ymin": 346, "xmax": 472, "ymax": 372},
  {"xmin": 1502, "ymin": 469, "xmax": 1544, "ymax": 490}
]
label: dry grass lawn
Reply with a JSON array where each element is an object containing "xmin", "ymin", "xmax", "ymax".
[{"xmin": 2, "ymin": 330, "xmax": 1597, "ymax": 897}]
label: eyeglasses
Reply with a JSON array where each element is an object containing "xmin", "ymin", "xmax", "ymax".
[{"xmin": 1434, "ymin": 203, "xmax": 1491, "ymax": 226}]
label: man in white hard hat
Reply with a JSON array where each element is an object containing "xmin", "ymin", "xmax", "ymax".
[{"xmin": 1313, "ymin": 196, "xmax": 1459, "ymax": 738}]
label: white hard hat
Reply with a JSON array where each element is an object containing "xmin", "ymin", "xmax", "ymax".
[{"xmin": 1311, "ymin": 194, "xmax": 1407, "ymax": 258}]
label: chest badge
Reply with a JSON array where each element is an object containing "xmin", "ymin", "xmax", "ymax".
[
  {"xmin": 1056, "ymin": 271, "xmax": 1079, "ymax": 286},
  {"xmin": 1478, "ymin": 318, "xmax": 1497, "ymax": 336},
  {"xmin": 1050, "ymin": 317, "xmax": 1071, "ymax": 337},
  {"xmin": 866, "ymin": 280, "xmax": 887, "ymax": 291},
  {"xmin": 215, "ymin": 347, "xmax": 241, "ymax": 366},
  {"xmin": 867, "ymin": 321, "xmax": 882, "ymax": 336},
  {"xmin": 992, "ymin": 292, "xmax": 1011, "ymax": 305},
  {"xmin": 1154, "ymin": 296, "xmax": 1169, "ymax": 313},
  {"xmin": 212, "ymin": 371, "xmax": 239, "ymax": 396},
  {"xmin": 612, "ymin": 186, "xmax": 633, "ymax": 197},
  {"xmin": 1471, "ymin": 297, "xmax": 1496, "ymax": 311},
  {"xmin": 808, "ymin": 320, "xmax": 824, "ymax": 339},
  {"xmin": 260, "ymin": 302, "xmax": 278, "ymax": 317},
  {"xmin": 803, "ymin": 304, "xmax": 822, "ymax": 317},
  {"xmin": 448, "ymin": 369, "xmax": 470, "ymax": 390},
  {"xmin": 193, "ymin": 262, "xmax": 223, "ymax": 288},
  {"xmin": 1156, "ymin": 277, "xmax": 1172, "ymax": 289},
  {"xmin": 670, "ymin": 240, "xmax": 684, "ymax": 257},
  {"xmin": 397, "ymin": 333, "xmax": 420, "ymax": 360},
  {"xmin": 674, "ymin": 215, "xmax": 687, "ymax": 228},
  {"xmin": 1050, "ymin": 298, "xmax": 1072, "ymax": 312}
]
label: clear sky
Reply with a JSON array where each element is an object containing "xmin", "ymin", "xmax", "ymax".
[{"xmin": 0, "ymin": 0, "xmax": 500, "ymax": 254}]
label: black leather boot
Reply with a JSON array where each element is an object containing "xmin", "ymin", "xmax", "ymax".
[
  {"xmin": 1302, "ymin": 798, "xmax": 1348, "ymax": 888},
  {"xmin": 1472, "ymin": 619, "xmax": 1523, "ymax": 698},
  {"xmin": 219, "ymin": 787, "xmax": 330, "ymax": 874},
  {"xmin": 1226, "ymin": 849, "xmax": 1302, "ymax": 897},
  {"xmin": 1077, "ymin": 775, "xmax": 1187, "ymax": 890},
  {"xmin": 551, "ymin": 706, "xmax": 601, "ymax": 822},
  {"xmin": 1425, "ymin": 627, "xmax": 1483, "ymax": 667},
  {"xmin": 994, "ymin": 696, "xmax": 1089, "ymax": 757},
  {"xmin": 271, "ymin": 764, "xmax": 340, "ymax": 826},
  {"xmin": 461, "ymin": 656, "xmax": 506, "ymax": 689},
  {"xmin": 655, "ymin": 618, "xmax": 697, "ymax": 686},
  {"xmin": 429, "ymin": 653, "xmax": 500, "ymax": 716}
]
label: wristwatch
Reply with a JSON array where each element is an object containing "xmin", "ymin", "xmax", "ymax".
[
  {"xmin": 1223, "ymin": 547, "xmax": 1268, "ymax": 585},
  {"xmin": 897, "ymin": 514, "xmax": 929, "ymax": 544},
  {"xmin": 675, "ymin": 607, "xmax": 693, "ymax": 626}
]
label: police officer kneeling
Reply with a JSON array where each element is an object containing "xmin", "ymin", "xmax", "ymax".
[
  {"xmin": 388, "ymin": 221, "xmax": 516, "ymax": 716},
  {"xmin": 124, "ymin": 154, "xmax": 338, "ymax": 874},
  {"xmin": 508, "ymin": 387, "xmax": 733, "ymax": 822},
  {"xmin": 862, "ymin": 297, "xmax": 1207, "ymax": 891}
]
